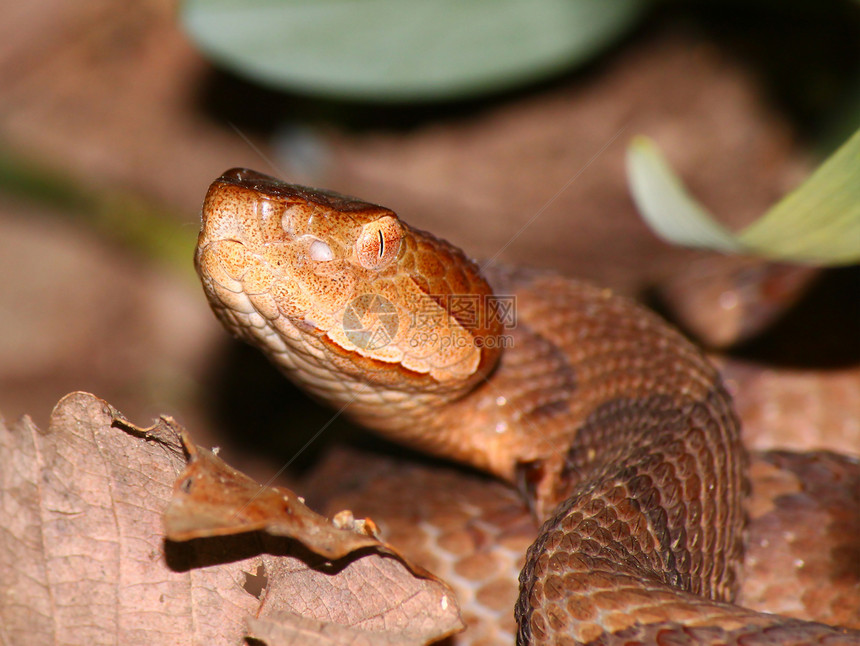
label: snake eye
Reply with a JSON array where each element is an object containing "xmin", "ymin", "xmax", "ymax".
[{"xmin": 355, "ymin": 216, "xmax": 402, "ymax": 270}]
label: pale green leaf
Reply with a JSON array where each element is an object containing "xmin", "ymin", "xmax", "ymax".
[
  {"xmin": 625, "ymin": 137, "xmax": 744, "ymax": 254},
  {"xmin": 625, "ymin": 130, "xmax": 860, "ymax": 265},
  {"xmin": 181, "ymin": 0, "xmax": 646, "ymax": 102}
]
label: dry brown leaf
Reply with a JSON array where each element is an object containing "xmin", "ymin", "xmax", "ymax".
[
  {"xmin": 163, "ymin": 432, "xmax": 385, "ymax": 554},
  {"xmin": 0, "ymin": 391, "xmax": 260, "ymax": 645},
  {"xmin": 251, "ymin": 556, "xmax": 461, "ymax": 646},
  {"xmin": 248, "ymin": 610, "xmax": 443, "ymax": 646},
  {"xmin": 0, "ymin": 391, "xmax": 461, "ymax": 645},
  {"xmin": 162, "ymin": 426, "xmax": 464, "ymax": 645}
]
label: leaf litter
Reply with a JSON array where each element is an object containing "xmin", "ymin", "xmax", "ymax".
[{"xmin": 0, "ymin": 391, "xmax": 462, "ymax": 646}]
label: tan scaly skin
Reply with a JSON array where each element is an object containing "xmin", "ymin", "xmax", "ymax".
[{"xmin": 195, "ymin": 168, "xmax": 860, "ymax": 645}]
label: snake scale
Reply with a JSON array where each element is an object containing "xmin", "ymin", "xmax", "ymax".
[{"xmin": 195, "ymin": 168, "xmax": 860, "ymax": 645}]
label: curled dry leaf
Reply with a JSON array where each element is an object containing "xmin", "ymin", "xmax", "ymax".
[
  {"xmin": 162, "ymin": 430, "xmax": 388, "ymax": 554},
  {"xmin": 0, "ymin": 392, "xmax": 462, "ymax": 646},
  {"xmin": 163, "ymin": 426, "xmax": 463, "ymax": 644}
]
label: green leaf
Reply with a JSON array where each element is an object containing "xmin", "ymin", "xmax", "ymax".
[
  {"xmin": 625, "ymin": 130, "xmax": 860, "ymax": 266},
  {"xmin": 181, "ymin": 0, "xmax": 646, "ymax": 102},
  {"xmin": 625, "ymin": 137, "xmax": 744, "ymax": 255}
]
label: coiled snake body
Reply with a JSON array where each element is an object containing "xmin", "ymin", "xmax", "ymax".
[{"xmin": 195, "ymin": 168, "xmax": 860, "ymax": 645}]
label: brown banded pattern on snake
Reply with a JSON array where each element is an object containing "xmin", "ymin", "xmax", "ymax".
[{"xmin": 195, "ymin": 168, "xmax": 860, "ymax": 645}]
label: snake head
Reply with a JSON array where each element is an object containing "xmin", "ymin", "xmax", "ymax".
[{"xmin": 196, "ymin": 168, "xmax": 502, "ymax": 392}]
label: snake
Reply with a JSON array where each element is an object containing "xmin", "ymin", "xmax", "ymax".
[{"xmin": 194, "ymin": 168, "xmax": 860, "ymax": 645}]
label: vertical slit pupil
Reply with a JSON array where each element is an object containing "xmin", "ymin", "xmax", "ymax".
[{"xmin": 378, "ymin": 229, "xmax": 385, "ymax": 258}]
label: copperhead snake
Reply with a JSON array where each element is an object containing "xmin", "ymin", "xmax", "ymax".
[{"xmin": 195, "ymin": 168, "xmax": 860, "ymax": 645}]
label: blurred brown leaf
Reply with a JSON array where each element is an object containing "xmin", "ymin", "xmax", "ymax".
[{"xmin": 655, "ymin": 257, "xmax": 820, "ymax": 348}]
